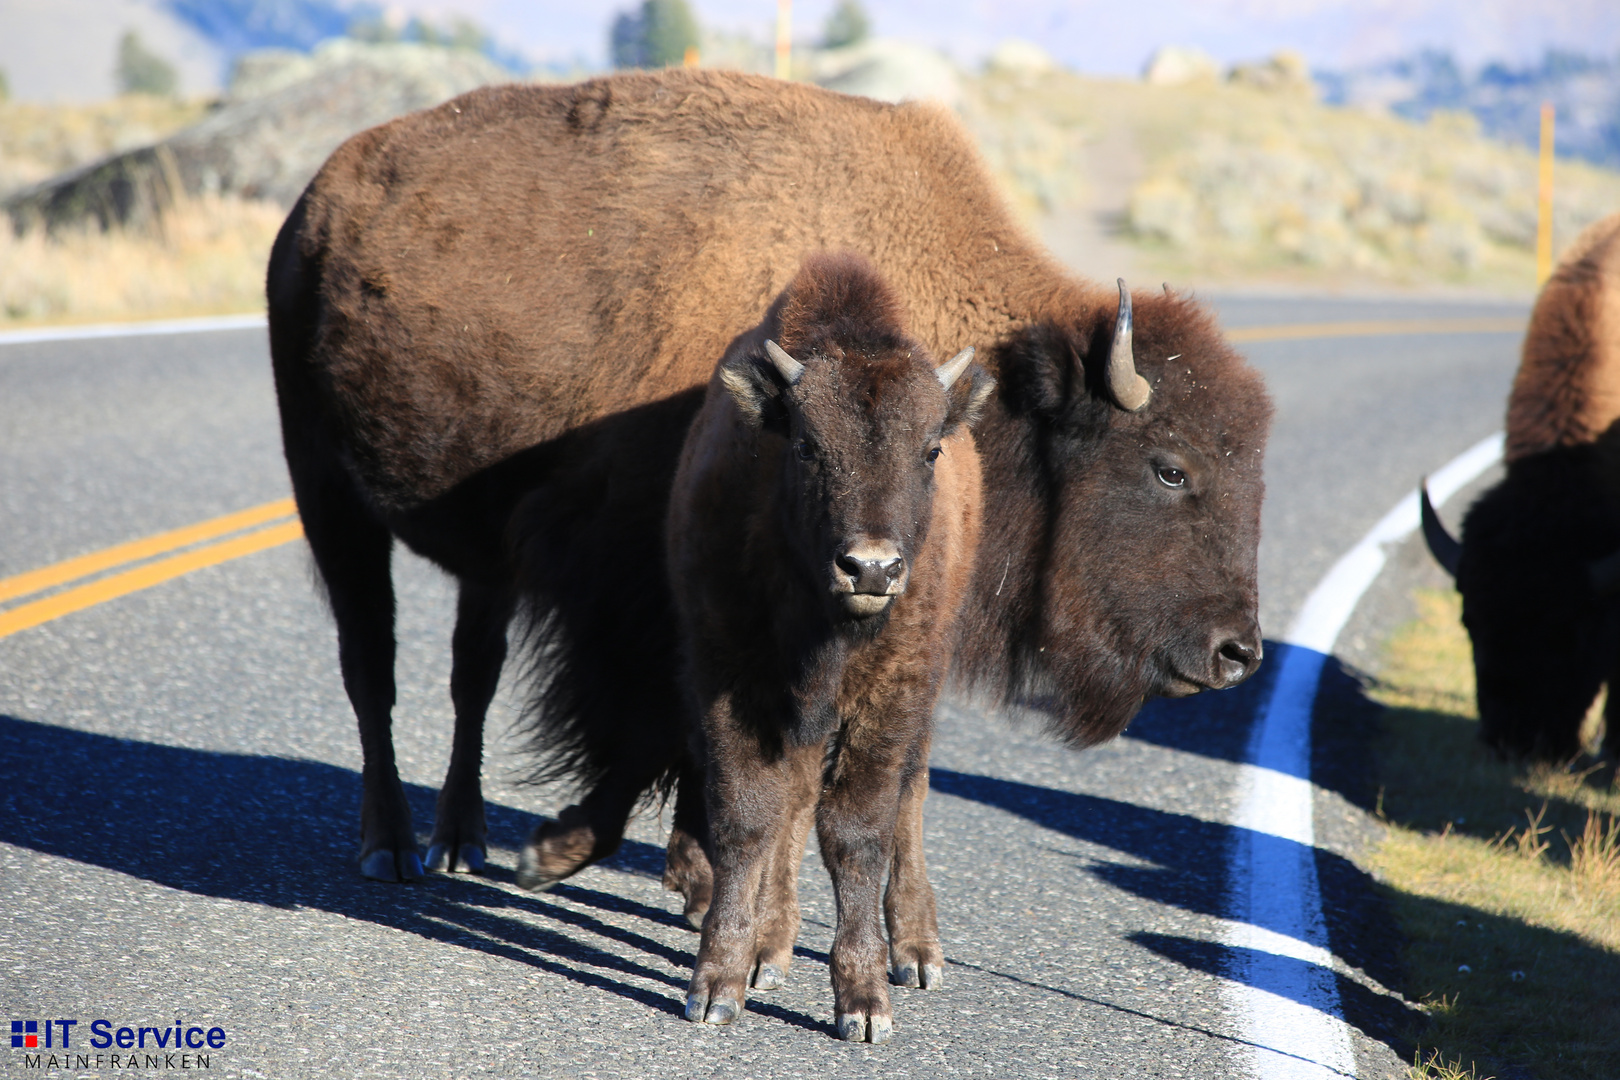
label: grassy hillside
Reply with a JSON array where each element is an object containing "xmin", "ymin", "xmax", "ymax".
[{"xmin": 962, "ymin": 67, "xmax": 1620, "ymax": 294}]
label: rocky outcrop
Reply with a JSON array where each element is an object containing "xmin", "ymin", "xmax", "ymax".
[{"xmin": 5, "ymin": 40, "xmax": 514, "ymax": 234}]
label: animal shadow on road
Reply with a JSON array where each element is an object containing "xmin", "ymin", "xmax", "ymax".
[
  {"xmin": 932, "ymin": 646, "xmax": 1422, "ymax": 1058},
  {"xmin": 0, "ymin": 713, "xmax": 831, "ymax": 1037}
]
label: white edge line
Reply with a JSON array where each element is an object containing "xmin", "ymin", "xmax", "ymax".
[
  {"xmin": 1225, "ymin": 430, "xmax": 1504, "ymax": 1079},
  {"xmin": 0, "ymin": 313, "xmax": 267, "ymax": 347}
]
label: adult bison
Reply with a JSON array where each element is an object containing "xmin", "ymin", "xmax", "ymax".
[
  {"xmin": 1423, "ymin": 212, "xmax": 1620, "ymax": 761},
  {"xmin": 670, "ymin": 252, "xmax": 991, "ymax": 1039},
  {"xmin": 267, "ymin": 69, "xmax": 1272, "ymax": 885}
]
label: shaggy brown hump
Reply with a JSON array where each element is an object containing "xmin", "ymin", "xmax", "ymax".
[{"xmin": 1505, "ymin": 213, "xmax": 1620, "ymax": 463}]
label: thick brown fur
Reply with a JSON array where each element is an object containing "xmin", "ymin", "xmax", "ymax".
[
  {"xmin": 1448, "ymin": 214, "xmax": 1620, "ymax": 760},
  {"xmin": 1505, "ymin": 215, "xmax": 1620, "ymax": 463},
  {"xmin": 268, "ymin": 69, "xmax": 1271, "ymax": 890},
  {"xmin": 667, "ymin": 253, "xmax": 987, "ymax": 1039}
]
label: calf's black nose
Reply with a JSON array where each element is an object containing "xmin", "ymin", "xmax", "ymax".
[{"xmin": 835, "ymin": 548, "xmax": 905, "ymax": 595}]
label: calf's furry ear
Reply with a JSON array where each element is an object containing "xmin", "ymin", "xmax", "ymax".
[
  {"xmin": 720, "ymin": 340, "xmax": 797, "ymax": 432},
  {"xmin": 943, "ymin": 363, "xmax": 996, "ymax": 436}
]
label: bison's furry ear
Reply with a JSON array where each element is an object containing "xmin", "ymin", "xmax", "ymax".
[
  {"xmin": 720, "ymin": 350, "xmax": 792, "ymax": 433},
  {"xmin": 943, "ymin": 363, "xmax": 996, "ymax": 436}
]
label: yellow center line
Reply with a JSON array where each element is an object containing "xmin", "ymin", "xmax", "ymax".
[
  {"xmin": 0, "ymin": 314, "xmax": 1529, "ymax": 639},
  {"xmin": 0, "ymin": 520, "xmax": 304, "ymax": 640},
  {"xmin": 1225, "ymin": 317, "xmax": 1524, "ymax": 344},
  {"xmin": 0, "ymin": 497, "xmax": 298, "ymax": 604}
]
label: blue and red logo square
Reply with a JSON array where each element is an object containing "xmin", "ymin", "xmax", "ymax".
[{"xmin": 11, "ymin": 1021, "xmax": 38, "ymax": 1048}]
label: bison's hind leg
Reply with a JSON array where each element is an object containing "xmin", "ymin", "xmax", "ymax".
[
  {"xmin": 288, "ymin": 453, "xmax": 421, "ymax": 882},
  {"xmin": 426, "ymin": 580, "xmax": 515, "ymax": 874},
  {"xmin": 662, "ymin": 762, "xmax": 714, "ymax": 929},
  {"xmin": 515, "ymin": 765, "xmax": 662, "ymax": 890},
  {"xmin": 270, "ymin": 196, "xmax": 420, "ymax": 882}
]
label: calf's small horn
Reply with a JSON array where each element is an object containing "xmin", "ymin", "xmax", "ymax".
[
  {"xmin": 763, "ymin": 339, "xmax": 805, "ymax": 385},
  {"xmin": 936, "ymin": 347, "xmax": 975, "ymax": 389},
  {"xmin": 1108, "ymin": 278, "xmax": 1151, "ymax": 412},
  {"xmin": 1419, "ymin": 482, "xmax": 1462, "ymax": 579}
]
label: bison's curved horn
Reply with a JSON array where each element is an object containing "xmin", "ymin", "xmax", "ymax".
[
  {"xmin": 935, "ymin": 347, "xmax": 975, "ymax": 390},
  {"xmin": 1107, "ymin": 278, "xmax": 1151, "ymax": 412},
  {"xmin": 1588, "ymin": 549, "xmax": 1620, "ymax": 595},
  {"xmin": 763, "ymin": 339, "xmax": 805, "ymax": 385},
  {"xmin": 1419, "ymin": 482, "xmax": 1462, "ymax": 580}
]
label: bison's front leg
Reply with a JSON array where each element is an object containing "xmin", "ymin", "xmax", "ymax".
[
  {"xmin": 886, "ymin": 744, "xmax": 943, "ymax": 991},
  {"xmin": 817, "ymin": 737, "xmax": 910, "ymax": 1043},
  {"xmin": 685, "ymin": 712, "xmax": 808, "ymax": 1026}
]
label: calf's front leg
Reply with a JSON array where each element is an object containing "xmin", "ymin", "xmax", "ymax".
[
  {"xmin": 818, "ymin": 741, "xmax": 908, "ymax": 1043},
  {"xmin": 684, "ymin": 715, "xmax": 812, "ymax": 1026},
  {"xmin": 886, "ymin": 740, "xmax": 943, "ymax": 990},
  {"xmin": 748, "ymin": 750, "xmax": 821, "ymax": 989}
]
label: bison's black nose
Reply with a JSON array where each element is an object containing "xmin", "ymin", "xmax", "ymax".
[
  {"xmin": 1213, "ymin": 634, "xmax": 1262, "ymax": 688},
  {"xmin": 835, "ymin": 545, "xmax": 905, "ymax": 595}
]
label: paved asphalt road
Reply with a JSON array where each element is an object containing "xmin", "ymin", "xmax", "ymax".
[{"xmin": 0, "ymin": 293, "xmax": 1527, "ymax": 1079}]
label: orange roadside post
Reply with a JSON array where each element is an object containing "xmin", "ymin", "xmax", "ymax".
[{"xmin": 775, "ymin": 0, "xmax": 792, "ymax": 80}]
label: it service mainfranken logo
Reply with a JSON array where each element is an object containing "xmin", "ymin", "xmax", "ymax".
[{"xmin": 10, "ymin": 1017, "xmax": 227, "ymax": 1071}]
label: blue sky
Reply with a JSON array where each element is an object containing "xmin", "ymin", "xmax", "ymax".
[{"xmin": 401, "ymin": 0, "xmax": 1620, "ymax": 73}]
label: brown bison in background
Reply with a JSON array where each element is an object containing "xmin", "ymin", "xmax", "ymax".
[
  {"xmin": 669, "ymin": 253, "xmax": 991, "ymax": 1039},
  {"xmin": 266, "ymin": 69, "xmax": 1272, "ymax": 889},
  {"xmin": 1424, "ymin": 212, "xmax": 1620, "ymax": 760}
]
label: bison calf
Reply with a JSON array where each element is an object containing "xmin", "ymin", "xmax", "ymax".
[{"xmin": 668, "ymin": 253, "xmax": 991, "ymax": 1041}]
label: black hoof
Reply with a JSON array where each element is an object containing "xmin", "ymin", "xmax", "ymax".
[
  {"xmin": 425, "ymin": 842, "xmax": 488, "ymax": 874},
  {"xmin": 837, "ymin": 1012, "xmax": 891, "ymax": 1043},
  {"xmin": 360, "ymin": 849, "xmax": 423, "ymax": 882}
]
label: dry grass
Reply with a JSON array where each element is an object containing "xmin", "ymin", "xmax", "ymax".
[
  {"xmin": 1411, "ymin": 1048, "xmax": 1493, "ymax": 1080},
  {"xmin": 0, "ymin": 192, "xmax": 282, "ymax": 326},
  {"xmin": 1371, "ymin": 589, "xmax": 1620, "ymax": 1079}
]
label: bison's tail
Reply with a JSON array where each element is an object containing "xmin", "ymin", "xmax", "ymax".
[{"xmin": 504, "ymin": 391, "xmax": 707, "ymax": 806}]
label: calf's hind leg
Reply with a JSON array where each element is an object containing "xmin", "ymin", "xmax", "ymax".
[{"xmin": 426, "ymin": 580, "xmax": 515, "ymax": 873}]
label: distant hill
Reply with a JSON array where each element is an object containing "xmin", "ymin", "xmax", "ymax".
[{"xmin": 1318, "ymin": 50, "xmax": 1620, "ymax": 169}]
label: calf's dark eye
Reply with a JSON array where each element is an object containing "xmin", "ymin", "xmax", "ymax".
[
  {"xmin": 1156, "ymin": 466, "xmax": 1186, "ymax": 488},
  {"xmin": 926, "ymin": 446, "xmax": 942, "ymax": 465}
]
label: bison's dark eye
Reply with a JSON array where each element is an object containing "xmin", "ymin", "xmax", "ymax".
[
  {"xmin": 795, "ymin": 440, "xmax": 816, "ymax": 462},
  {"xmin": 926, "ymin": 446, "xmax": 942, "ymax": 465},
  {"xmin": 1156, "ymin": 466, "xmax": 1186, "ymax": 489}
]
